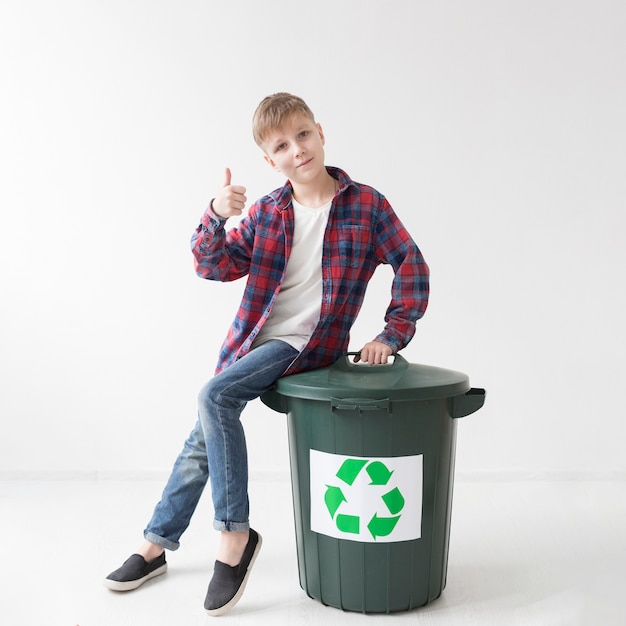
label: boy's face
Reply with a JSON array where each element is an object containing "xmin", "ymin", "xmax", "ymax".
[{"xmin": 262, "ymin": 113, "xmax": 326, "ymax": 184}]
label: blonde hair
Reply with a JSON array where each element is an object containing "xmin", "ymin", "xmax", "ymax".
[{"xmin": 252, "ymin": 93, "xmax": 316, "ymax": 148}]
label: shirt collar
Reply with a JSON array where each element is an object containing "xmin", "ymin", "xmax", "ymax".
[{"xmin": 270, "ymin": 166, "xmax": 355, "ymax": 212}]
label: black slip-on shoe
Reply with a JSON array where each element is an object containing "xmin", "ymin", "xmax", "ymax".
[
  {"xmin": 204, "ymin": 529, "xmax": 262, "ymax": 616},
  {"xmin": 103, "ymin": 552, "xmax": 167, "ymax": 591}
]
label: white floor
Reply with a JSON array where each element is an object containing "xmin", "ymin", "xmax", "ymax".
[{"xmin": 1, "ymin": 477, "xmax": 624, "ymax": 626}]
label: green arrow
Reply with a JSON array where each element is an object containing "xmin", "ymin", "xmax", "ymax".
[
  {"xmin": 368, "ymin": 514, "xmax": 401, "ymax": 539},
  {"xmin": 366, "ymin": 461, "xmax": 394, "ymax": 485},
  {"xmin": 336, "ymin": 458, "xmax": 368, "ymax": 486},
  {"xmin": 382, "ymin": 487, "xmax": 405, "ymax": 515},
  {"xmin": 324, "ymin": 485, "xmax": 346, "ymax": 519},
  {"xmin": 336, "ymin": 514, "xmax": 360, "ymax": 534}
]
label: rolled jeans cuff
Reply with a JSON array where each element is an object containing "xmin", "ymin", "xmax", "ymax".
[
  {"xmin": 143, "ymin": 530, "xmax": 180, "ymax": 551},
  {"xmin": 213, "ymin": 519, "xmax": 250, "ymax": 532}
]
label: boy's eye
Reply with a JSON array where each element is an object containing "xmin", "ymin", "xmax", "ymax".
[
  {"xmin": 276, "ymin": 143, "xmax": 287, "ymax": 151},
  {"xmin": 298, "ymin": 131, "xmax": 309, "ymax": 138}
]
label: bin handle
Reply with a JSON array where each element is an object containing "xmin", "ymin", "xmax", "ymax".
[
  {"xmin": 449, "ymin": 388, "xmax": 486, "ymax": 418},
  {"xmin": 332, "ymin": 352, "xmax": 409, "ymax": 373},
  {"xmin": 260, "ymin": 388, "xmax": 288, "ymax": 414}
]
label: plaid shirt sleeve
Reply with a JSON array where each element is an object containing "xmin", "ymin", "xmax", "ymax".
[
  {"xmin": 190, "ymin": 204, "xmax": 256, "ymax": 282},
  {"xmin": 371, "ymin": 195, "xmax": 429, "ymax": 351},
  {"xmin": 190, "ymin": 195, "xmax": 291, "ymax": 374}
]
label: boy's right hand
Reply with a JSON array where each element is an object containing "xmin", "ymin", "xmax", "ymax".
[{"xmin": 211, "ymin": 168, "xmax": 247, "ymax": 219}]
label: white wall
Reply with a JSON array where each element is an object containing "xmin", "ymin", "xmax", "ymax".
[{"xmin": 1, "ymin": 0, "xmax": 624, "ymax": 479}]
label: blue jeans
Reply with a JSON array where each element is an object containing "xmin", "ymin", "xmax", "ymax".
[{"xmin": 144, "ymin": 340, "xmax": 299, "ymax": 550}]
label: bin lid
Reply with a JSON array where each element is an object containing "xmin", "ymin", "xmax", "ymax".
[{"xmin": 272, "ymin": 353, "xmax": 470, "ymax": 402}]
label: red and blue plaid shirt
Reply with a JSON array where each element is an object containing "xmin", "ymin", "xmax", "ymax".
[{"xmin": 191, "ymin": 167, "xmax": 429, "ymax": 375}]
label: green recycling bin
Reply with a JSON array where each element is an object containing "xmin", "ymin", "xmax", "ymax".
[{"xmin": 261, "ymin": 353, "xmax": 485, "ymax": 613}]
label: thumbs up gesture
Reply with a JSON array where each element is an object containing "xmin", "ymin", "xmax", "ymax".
[{"xmin": 211, "ymin": 168, "xmax": 247, "ymax": 219}]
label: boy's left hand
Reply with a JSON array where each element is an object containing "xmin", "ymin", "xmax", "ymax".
[{"xmin": 353, "ymin": 341, "xmax": 393, "ymax": 365}]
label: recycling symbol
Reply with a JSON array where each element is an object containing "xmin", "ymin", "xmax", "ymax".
[{"xmin": 324, "ymin": 458, "xmax": 405, "ymax": 540}]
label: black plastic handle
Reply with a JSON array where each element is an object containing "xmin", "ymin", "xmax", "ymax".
[{"xmin": 449, "ymin": 388, "xmax": 486, "ymax": 418}]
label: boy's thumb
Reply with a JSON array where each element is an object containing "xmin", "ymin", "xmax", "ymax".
[{"xmin": 223, "ymin": 167, "xmax": 232, "ymax": 187}]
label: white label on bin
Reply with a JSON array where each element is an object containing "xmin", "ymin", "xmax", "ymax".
[{"xmin": 310, "ymin": 450, "xmax": 423, "ymax": 543}]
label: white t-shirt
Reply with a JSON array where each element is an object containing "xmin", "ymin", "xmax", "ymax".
[{"xmin": 252, "ymin": 198, "xmax": 331, "ymax": 351}]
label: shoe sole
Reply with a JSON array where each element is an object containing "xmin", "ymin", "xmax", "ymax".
[
  {"xmin": 103, "ymin": 563, "xmax": 168, "ymax": 591},
  {"xmin": 205, "ymin": 532, "xmax": 263, "ymax": 617}
]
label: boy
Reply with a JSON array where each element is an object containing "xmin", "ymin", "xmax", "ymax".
[{"xmin": 103, "ymin": 93, "xmax": 429, "ymax": 616}]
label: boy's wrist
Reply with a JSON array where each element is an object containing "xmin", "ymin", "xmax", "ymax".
[
  {"xmin": 200, "ymin": 202, "xmax": 226, "ymax": 232},
  {"xmin": 374, "ymin": 332, "xmax": 401, "ymax": 354},
  {"xmin": 208, "ymin": 199, "xmax": 227, "ymax": 222}
]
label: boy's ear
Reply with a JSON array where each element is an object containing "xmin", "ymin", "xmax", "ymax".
[
  {"xmin": 317, "ymin": 122, "xmax": 325, "ymax": 145},
  {"xmin": 264, "ymin": 154, "xmax": 280, "ymax": 172}
]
